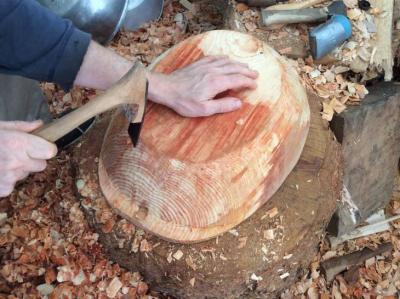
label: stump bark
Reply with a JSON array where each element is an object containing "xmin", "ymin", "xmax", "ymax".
[{"xmin": 76, "ymin": 92, "xmax": 341, "ymax": 298}]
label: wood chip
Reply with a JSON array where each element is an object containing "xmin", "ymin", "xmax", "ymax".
[
  {"xmin": 189, "ymin": 277, "xmax": 195, "ymax": 287},
  {"xmin": 106, "ymin": 277, "xmax": 122, "ymax": 298},
  {"xmin": 250, "ymin": 273, "xmax": 263, "ymax": 281},
  {"xmin": 266, "ymin": 207, "xmax": 279, "ymax": 218},
  {"xmin": 237, "ymin": 237, "xmax": 248, "ymax": 249},
  {"xmin": 167, "ymin": 252, "xmax": 173, "ymax": 263},
  {"xmin": 36, "ymin": 284, "xmax": 54, "ymax": 296},
  {"xmin": 0, "ymin": 213, "xmax": 7, "ymax": 226},
  {"xmin": 264, "ymin": 229, "xmax": 275, "ymax": 240},
  {"xmin": 343, "ymin": 0, "xmax": 358, "ymax": 8},
  {"xmin": 229, "ymin": 229, "xmax": 239, "ymax": 237},
  {"xmin": 140, "ymin": 239, "xmax": 153, "ymax": 252},
  {"xmin": 322, "ymin": 101, "xmax": 335, "ymax": 121},
  {"xmin": 280, "ymin": 272, "xmax": 290, "ymax": 279},
  {"xmin": 220, "ymin": 253, "xmax": 228, "ymax": 261},
  {"xmin": 173, "ymin": 250, "xmax": 184, "ymax": 261},
  {"xmin": 185, "ymin": 255, "xmax": 197, "ymax": 270},
  {"xmin": 179, "ymin": 0, "xmax": 193, "ymax": 11}
]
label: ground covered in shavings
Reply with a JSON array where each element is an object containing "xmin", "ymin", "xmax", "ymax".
[{"xmin": 1, "ymin": 0, "xmax": 400, "ymax": 298}]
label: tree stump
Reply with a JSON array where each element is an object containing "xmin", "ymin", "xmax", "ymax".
[{"xmin": 76, "ymin": 91, "xmax": 341, "ymax": 298}]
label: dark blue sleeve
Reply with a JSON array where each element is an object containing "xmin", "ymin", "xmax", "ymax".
[{"xmin": 0, "ymin": 0, "xmax": 91, "ymax": 90}]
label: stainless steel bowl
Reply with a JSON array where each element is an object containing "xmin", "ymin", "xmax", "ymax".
[
  {"xmin": 36, "ymin": 0, "xmax": 129, "ymax": 44},
  {"xmin": 123, "ymin": 0, "xmax": 164, "ymax": 30}
]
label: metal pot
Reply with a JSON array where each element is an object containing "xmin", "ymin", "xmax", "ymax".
[
  {"xmin": 123, "ymin": 0, "xmax": 164, "ymax": 30},
  {"xmin": 36, "ymin": 0, "xmax": 129, "ymax": 44}
]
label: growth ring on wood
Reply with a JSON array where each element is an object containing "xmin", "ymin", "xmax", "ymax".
[{"xmin": 98, "ymin": 30, "xmax": 310, "ymax": 243}]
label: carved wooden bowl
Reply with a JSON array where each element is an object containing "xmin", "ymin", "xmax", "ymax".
[{"xmin": 98, "ymin": 30, "xmax": 310, "ymax": 243}]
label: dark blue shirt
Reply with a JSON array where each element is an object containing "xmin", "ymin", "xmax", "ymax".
[{"xmin": 0, "ymin": 0, "xmax": 91, "ymax": 90}]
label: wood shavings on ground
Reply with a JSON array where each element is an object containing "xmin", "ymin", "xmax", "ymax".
[
  {"xmin": 281, "ymin": 176, "xmax": 400, "ymax": 299},
  {"xmin": 231, "ymin": 0, "xmax": 393, "ymax": 120},
  {"xmin": 1, "ymin": 0, "xmax": 400, "ymax": 298},
  {"xmin": 0, "ymin": 153, "xmax": 152, "ymax": 298}
]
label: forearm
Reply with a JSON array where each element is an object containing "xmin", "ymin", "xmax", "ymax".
[
  {"xmin": 74, "ymin": 42, "xmax": 134, "ymax": 90},
  {"xmin": 73, "ymin": 41, "xmax": 163, "ymax": 103}
]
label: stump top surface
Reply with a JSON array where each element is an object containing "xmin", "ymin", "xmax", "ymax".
[{"xmin": 98, "ymin": 30, "xmax": 310, "ymax": 243}]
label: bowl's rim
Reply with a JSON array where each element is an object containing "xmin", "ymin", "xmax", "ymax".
[{"xmin": 104, "ymin": 0, "xmax": 130, "ymax": 45}]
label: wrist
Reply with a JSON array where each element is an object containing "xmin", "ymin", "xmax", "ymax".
[{"xmin": 147, "ymin": 72, "xmax": 176, "ymax": 106}]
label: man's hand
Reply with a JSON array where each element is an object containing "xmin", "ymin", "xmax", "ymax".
[
  {"xmin": 0, "ymin": 121, "xmax": 57, "ymax": 197},
  {"xmin": 147, "ymin": 56, "xmax": 259, "ymax": 117},
  {"xmin": 74, "ymin": 43, "xmax": 257, "ymax": 117}
]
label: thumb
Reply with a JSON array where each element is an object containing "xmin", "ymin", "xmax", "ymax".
[
  {"xmin": 0, "ymin": 120, "xmax": 44, "ymax": 132},
  {"xmin": 202, "ymin": 97, "xmax": 242, "ymax": 116}
]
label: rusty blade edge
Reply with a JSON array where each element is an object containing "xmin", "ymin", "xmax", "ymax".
[{"xmin": 128, "ymin": 81, "xmax": 149, "ymax": 147}]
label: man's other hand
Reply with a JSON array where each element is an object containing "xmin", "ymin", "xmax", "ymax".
[
  {"xmin": 147, "ymin": 56, "xmax": 259, "ymax": 117},
  {"xmin": 0, "ymin": 120, "xmax": 57, "ymax": 197}
]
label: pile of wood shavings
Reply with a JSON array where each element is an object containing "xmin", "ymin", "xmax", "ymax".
[
  {"xmin": 2, "ymin": 1, "xmax": 400, "ymax": 298},
  {"xmin": 296, "ymin": 57, "xmax": 369, "ymax": 121},
  {"xmin": 234, "ymin": 0, "xmax": 389, "ymax": 121},
  {"xmin": 0, "ymin": 153, "xmax": 153, "ymax": 299},
  {"xmin": 330, "ymin": 0, "xmax": 383, "ymax": 80}
]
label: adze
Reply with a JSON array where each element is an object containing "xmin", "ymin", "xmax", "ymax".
[{"xmin": 34, "ymin": 60, "xmax": 148, "ymax": 147}]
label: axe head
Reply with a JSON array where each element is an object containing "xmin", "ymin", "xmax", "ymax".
[{"xmin": 125, "ymin": 81, "xmax": 149, "ymax": 147}]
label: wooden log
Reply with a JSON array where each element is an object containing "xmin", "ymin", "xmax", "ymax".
[
  {"xmin": 75, "ymin": 91, "xmax": 341, "ymax": 298},
  {"xmin": 328, "ymin": 82, "xmax": 400, "ymax": 236},
  {"xmin": 321, "ymin": 243, "xmax": 393, "ymax": 282},
  {"xmin": 98, "ymin": 31, "xmax": 310, "ymax": 243},
  {"xmin": 369, "ymin": 0, "xmax": 394, "ymax": 81}
]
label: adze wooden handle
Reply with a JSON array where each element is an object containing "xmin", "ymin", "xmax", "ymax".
[
  {"xmin": 261, "ymin": 7, "xmax": 327, "ymax": 26},
  {"xmin": 34, "ymin": 60, "xmax": 147, "ymax": 142},
  {"xmin": 265, "ymin": 0, "xmax": 327, "ymax": 10}
]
